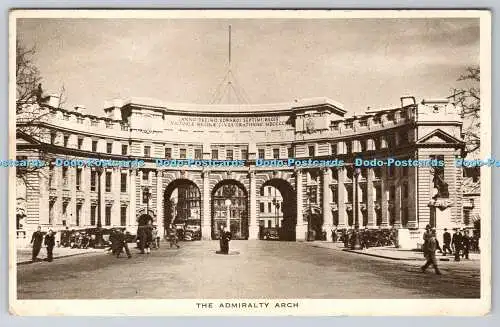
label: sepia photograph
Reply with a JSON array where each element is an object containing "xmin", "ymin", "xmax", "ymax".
[{"xmin": 9, "ymin": 10, "xmax": 491, "ymax": 316}]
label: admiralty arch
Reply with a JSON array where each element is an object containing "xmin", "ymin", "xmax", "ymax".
[{"xmin": 16, "ymin": 94, "xmax": 469, "ymax": 248}]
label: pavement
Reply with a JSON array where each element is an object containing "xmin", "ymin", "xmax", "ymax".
[
  {"xmin": 17, "ymin": 245, "xmax": 110, "ymax": 265},
  {"xmin": 308, "ymin": 241, "xmax": 481, "ymax": 262},
  {"xmin": 17, "ymin": 240, "xmax": 480, "ymax": 299}
]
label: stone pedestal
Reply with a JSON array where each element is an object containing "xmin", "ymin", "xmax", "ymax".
[
  {"xmin": 201, "ymin": 226, "xmax": 212, "ymax": 240},
  {"xmin": 396, "ymin": 228, "xmax": 423, "ymax": 249},
  {"xmin": 429, "ymin": 198, "xmax": 455, "ymax": 247},
  {"xmin": 295, "ymin": 224, "xmax": 307, "ymax": 241},
  {"xmin": 248, "ymin": 225, "xmax": 259, "ymax": 240}
]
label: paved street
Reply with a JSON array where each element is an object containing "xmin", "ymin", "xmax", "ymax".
[{"xmin": 17, "ymin": 240, "xmax": 480, "ymax": 299}]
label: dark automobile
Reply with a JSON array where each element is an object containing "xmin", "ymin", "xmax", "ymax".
[{"xmin": 262, "ymin": 228, "xmax": 279, "ymax": 241}]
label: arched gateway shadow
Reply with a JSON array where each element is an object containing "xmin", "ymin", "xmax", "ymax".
[
  {"xmin": 163, "ymin": 179, "xmax": 201, "ymax": 238},
  {"xmin": 211, "ymin": 179, "xmax": 248, "ymax": 240},
  {"xmin": 260, "ymin": 178, "xmax": 296, "ymax": 241}
]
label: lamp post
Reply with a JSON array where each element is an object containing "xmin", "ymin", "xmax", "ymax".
[
  {"xmin": 351, "ymin": 167, "xmax": 362, "ymax": 250},
  {"xmin": 224, "ymin": 199, "xmax": 231, "ymax": 231},
  {"xmin": 94, "ymin": 167, "xmax": 104, "ymax": 248},
  {"xmin": 306, "ymin": 187, "xmax": 314, "ymax": 242},
  {"xmin": 143, "ymin": 187, "xmax": 151, "ymax": 221}
]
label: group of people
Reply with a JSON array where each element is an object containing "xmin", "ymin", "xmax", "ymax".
[
  {"xmin": 60, "ymin": 228, "xmax": 94, "ymax": 249},
  {"xmin": 335, "ymin": 227, "xmax": 396, "ymax": 249},
  {"xmin": 30, "ymin": 226, "xmax": 55, "ymax": 262},
  {"xmin": 441, "ymin": 227, "xmax": 477, "ymax": 261}
]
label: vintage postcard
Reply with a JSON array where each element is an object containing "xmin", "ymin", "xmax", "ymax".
[{"xmin": 9, "ymin": 9, "xmax": 491, "ymax": 316}]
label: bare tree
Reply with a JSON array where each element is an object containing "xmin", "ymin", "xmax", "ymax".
[{"xmin": 451, "ymin": 66, "xmax": 480, "ymax": 156}]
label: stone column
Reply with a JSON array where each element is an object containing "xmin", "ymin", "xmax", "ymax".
[
  {"xmin": 322, "ymin": 168, "xmax": 333, "ymax": 238},
  {"xmin": 295, "ymin": 169, "xmax": 306, "ymax": 241},
  {"xmin": 99, "ymin": 169, "xmax": 106, "ymax": 226},
  {"xmin": 406, "ymin": 168, "xmax": 417, "ymax": 228},
  {"xmin": 248, "ymin": 171, "xmax": 259, "ymax": 240},
  {"xmin": 380, "ymin": 167, "xmax": 389, "ymax": 227},
  {"xmin": 394, "ymin": 182, "xmax": 402, "ymax": 228},
  {"xmin": 337, "ymin": 167, "xmax": 347, "ymax": 228},
  {"xmin": 129, "ymin": 169, "xmax": 136, "ymax": 227},
  {"xmin": 83, "ymin": 167, "xmax": 91, "ymax": 227},
  {"xmin": 69, "ymin": 166, "xmax": 76, "ymax": 226},
  {"xmin": 156, "ymin": 170, "xmax": 163, "ymax": 234},
  {"xmin": 366, "ymin": 168, "xmax": 376, "ymax": 227},
  {"xmin": 112, "ymin": 168, "xmax": 120, "ymax": 226},
  {"xmin": 201, "ymin": 170, "xmax": 211, "ymax": 240},
  {"xmin": 39, "ymin": 167, "xmax": 50, "ymax": 225}
]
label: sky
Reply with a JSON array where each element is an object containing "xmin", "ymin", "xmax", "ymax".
[{"xmin": 17, "ymin": 18, "xmax": 480, "ymax": 115}]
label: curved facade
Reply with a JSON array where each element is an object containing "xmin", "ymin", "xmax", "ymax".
[{"xmin": 16, "ymin": 94, "xmax": 468, "ymax": 248}]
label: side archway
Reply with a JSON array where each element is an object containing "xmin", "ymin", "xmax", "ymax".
[{"xmin": 258, "ymin": 178, "xmax": 296, "ymax": 241}]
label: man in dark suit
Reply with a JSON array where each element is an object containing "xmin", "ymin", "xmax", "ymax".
[
  {"xmin": 30, "ymin": 226, "xmax": 44, "ymax": 262},
  {"xmin": 462, "ymin": 230, "xmax": 470, "ymax": 260},
  {"xmin": 442, "ymin": 228, "xmax": 452, "ymax": 255},
  {"xmin": 44, "ymin": 229, "xmax": 56, "ymax": 262},
  {"xmin": 220, "ymin": 226, "xmax": 232, "ymax": 254},
  {"xmin": 421, "ymin": 229, "xmax": 442, "ymax": 275},
  {"xmin": 115, "ymin": 229, "xmax": 132, "ymax": 259},
  {"xmin": 451, "ymin": 229, "xmax": 463, "ymax": 262}
]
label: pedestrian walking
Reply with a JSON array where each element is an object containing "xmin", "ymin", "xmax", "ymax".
[
  {"xmin": 152, "ymin": 226, "xmax": 160, "ymax": 249},
  {"xmin": 442, "ymin": 228, "xmax": 452, "ymax": 255},
  {"xmin": 144, "ymin": 220, "xmax": 153, "ymax": 254},
  {"xmin": 462, "ymin": 230, "xmax": 470, "ymax": 259},
  {"xmin": 168, "ymin": 224, "xmax": 180, "ymax": 249},
  {"xmin": 421, "ymin": 229, "xmax": 442, "ymax": 275},
  {"xmin": 44, "ymin": 229, "xmax": 56, "ymax": 262},
  {"xmin": 115, "ymin": 229, "xmax": 132, "ymax": 259},
  {"xmin": 452, "ymin": 228, "xmax": 463, "ymax": 261},
  {"xmin": 136, "ymin": 225, "xmax": 146, "ymax": 254},
  {"xmin": 30, "ymin": 226, "xmax": 44, "ymax": 262}
]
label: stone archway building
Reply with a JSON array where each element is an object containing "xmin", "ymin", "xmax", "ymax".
[{"xmin": 16, "ymin": 95, "xmax": 469, "ymax": 248}]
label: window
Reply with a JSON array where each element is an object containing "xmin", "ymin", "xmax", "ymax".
[
  {"xmin": 62, "ymin": 202, "xmax": 68, "ymax": 219},
  {"xmin": 273, "ymin": 148, "xmax": 280, "ymax": 159},
  {"xmin": 402, "ymin": 167, "xmax": 408, "ymax": 177},
  {"xmin": 77, "ymin": 117, "xmax": 84, "ymax": 124},
  {"xmin": 121, "ymin": 173, "xmax": 127, "ymax": 193},
  {"xmin": 288, "ymin": 147, "xmax": 294, "ymax": 158},
  {"xmin": 49, "ymin": 165, "xmax": 54, "ymax": 186},
  {"xmin": 90, "ymin": 205, "xmax": 96, "ymax": 226},
  {"xmin": 268, "ymin": 187, "xmax": 272, "ymax": 196},
  {"xmin": 399, "ymin": 131, "xmax": 409, "ymax": 144},
  {"xmin": 63, "ymin": 135, "xmax": 69, "ymax": 147},
  {"xmin": 268, "ymin": 220, "xmax": 272, "ymax": 228},
  {"xmin": 50, "ymin": 132, "xmax": 57, "ymax": 145},
  {"xmin": 258, "ymin": 149, "xmax": 265, "ymax": 159},
  {"xmin": 91, "ymin": 119, "xmax": 98, "ymax": 127},
  {"xmin": 260, "ymin": 188, "xmax": 265, "ymax": 196},
  {"xmin": 346, "ymin": 142, "xmax": 352, "ymax": 154},
  {"xmin": 92, "ymin": 140, "xmax": 98, "ymax": 152},
  {"xmin": 105, "ymin": 205, "xmax": 111, "ymax": 226},
  {"xmin": 268, "ymin": 202, "xmax": 272, "ymax": 213},
  {"xmin": 331, "ymin": 143, "xmax": 337, "ymax": 155},
  {"xmin": 121, "ymin": 144, "xmax": 128, "ymax": 155},
  {"xmin": 308, "ymin": 145, "xmax": 315, "ymax": 157},
  {"xmin": 226, "ymin": 150, "xmax": 233, "ymax": 160},
  {"xmin": 77, "ymin": 137, "xmax": 83, "ymax": 150},
  {"xmin": 120, "ymin": 206, "xmax": 127, "ymax": 226},
  {"xmin": 165, "ymin": 147, "xmax": 172, "ymax": 159},
  {"xmin": 49, "ymin": 201, "xmax": 55, "ymax": 225},
  {"xmin": 194, "ymin": 148, "xmax": 202, "ymax": 159},
  {"xmin": 76, "ymin": 204, "xmax": 82, "ymax": 226},
  {"xmin": 106, "ymin": 142, "xmax": 113, "ymax": 154},
  {"xmin": 259, "ymin": 202, "xmax": 265, "ymax": 213},
  {"xmin": 241, "ymin": 149, "xmax": 248, "ymax": 160},
  {"xmin": 76, "ymin": 168, "xmax": 82, "ymax": 190},
  {"xmin": 144, "ymin": 146, "xmax": 151, "ymax": 157},
  {"xmin": 179, "ymin": 148, "xmax": 187, "ymax": 159},
  {"xmin": 142, "ymin": 171, "xmax": 149, "ymax": 183},
  {"xmin": 90, "ymin": 171, "xmax": 97, "ymax": 191},
  {"xmin": 63, "ymin": 114, "xmax": 70, "ymax": 121},
  {"xmin": 121, "ymin": 123, "xmax": 129, "ymax": 131},
  {"xmin": 105, "ymin": 171, "xmax": 112, "ymax": 192},
  {"xmin": 212, "ymin": 149, "xmax": 218, "ymax": 160},
  {"xmin": 62, "ymin": 167, "xmax": 68, "ymax": 186}
]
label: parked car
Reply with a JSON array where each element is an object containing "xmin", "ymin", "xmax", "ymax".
[{"xmin": 263, "ymin": 228, "xmax": 279, "ymax": 241}]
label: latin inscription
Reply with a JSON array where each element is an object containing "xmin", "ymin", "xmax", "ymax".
[{"xmin": 166, "ymin": 116, "xmax": 287, "ymax": 128}]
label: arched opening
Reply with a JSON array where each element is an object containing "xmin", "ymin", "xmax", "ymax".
[
  {"xmin": 163, "ymin": 179, "xmax": 202, "ymax": 240},
  {"xmin": 211, "ymin": 180, "xmax": 248, "ymax": 240},
  {"xmin": 259, "ymin": 179, "xmax": 296, "ymax": 241}
]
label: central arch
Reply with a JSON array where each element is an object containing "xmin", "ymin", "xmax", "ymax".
[
  {"xmin": 259, "ymin": 178, "xmax": 296, "ymax": 241},
  {"xmin": 163, "ymin": 179, "xmax": 202, "ymax": 239},
  {"xmin": 211, "ymin": 179, "xmax": 248, "ymax": 240}
]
